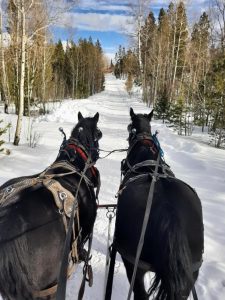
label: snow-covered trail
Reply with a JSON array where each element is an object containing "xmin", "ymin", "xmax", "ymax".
[{"xmin": 0, "ymin": 74, "xmax": 225, "ymax": 299}]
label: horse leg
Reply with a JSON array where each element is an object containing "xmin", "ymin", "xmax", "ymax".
[{"xmin": 122, "ymin": 257, "xmax": 149, "ymax": 300}]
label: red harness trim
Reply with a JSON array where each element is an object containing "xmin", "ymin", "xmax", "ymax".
[
  {"xmin": 142, "ymin": 139, "xmax": 158, "ymax": 155},
  {"xmin": 67, "ymin": 144, "xmax": 97, "ymax": 178}
]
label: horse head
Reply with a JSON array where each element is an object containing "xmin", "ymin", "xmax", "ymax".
[
  {"xmin": 121, "ymin": 107, "xmax": 161, "ymax": 172},
  {"xmin": 69, "ymin": 112, "xmax": 102, "ymax": 163},
  {"xmin": 127, "ymin": 107, "xmax": 154, "ymax": 145}
]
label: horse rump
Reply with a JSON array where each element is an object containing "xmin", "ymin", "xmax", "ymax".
[
  {"xmin": 115, "ymin": 177, "xmax": 203, "ymax": 300},
  {"xmin": 0, "ymin": 235, "xmax": 34, "ymax": 300}
]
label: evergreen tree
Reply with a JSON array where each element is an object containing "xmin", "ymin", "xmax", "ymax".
[
  {"xmin": 52, "ymin": 40, "xmax": 65, "ymax": 99},
  {"xmin": 207, "ymin": 51, "xmax": 225, "ymax": 147},
  {"xmin": 64, "ymin": 42, "xmax": 74, "ymax": 97},
  {"xmin": 154, "ymin": 89, "xmax": 170, "ymax": 122}
]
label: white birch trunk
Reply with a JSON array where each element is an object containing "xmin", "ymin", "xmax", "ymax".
[
  {"xmin": 14, "ymin": 0, "xmax": 26, "ymax": 146},
  {"xmin": 169, "ymin": 8, "xmax": 178, "ymax": 102},
  {"xmin": 0, "ymin": 10, "xmax": 10, "ymax": 113}
]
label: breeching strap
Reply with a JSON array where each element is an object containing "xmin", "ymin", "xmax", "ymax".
[
  {"xmin": 192, "ymin": 286, "xmax": 199, "ymax": 300},
  {"xmin": 126, "ymin": 154, "xmax": 160, "ymax": 300},
  {"xmin": 77, "ymin": 232, "xmax": 93, "ymax": 300},
  {"xmin": 104, "ymin": 242, "xmax": 117, "ymax": 300},
  {"xmin": 56, "ymin": 157, "xmax": 93, "ymax": 300}
]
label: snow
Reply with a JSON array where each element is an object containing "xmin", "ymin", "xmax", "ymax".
[{"xmin": 0, "ymin": 74, "xmax": 225, "ymax": 299}]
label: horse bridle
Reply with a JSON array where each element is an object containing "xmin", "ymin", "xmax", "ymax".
[
  {"xmin": 77, "ymin": 126, "xmax": 102, "ymax": 161},
  {"xmin": 59, "ymin": 126, "xmax": 102, "ymax": 163},
  {"xmin": 120, "ymin": 129, "xmax": 159, "ymax": 176}
]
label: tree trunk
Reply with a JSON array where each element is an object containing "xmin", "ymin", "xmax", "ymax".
[
  {"xmin": 0, "ymin": 10, "xmax": 10, "ymax": 114},
  {"xmin": 170, "ymin": 25, "xmax": 182, "ymax": 103},
  {"xmin": 14, "ymin": 0, "xmax": 26, "ymax": 146},
  {"xmin": 42, "ymin": 39, "xmax": 46, "ymax": 114}
]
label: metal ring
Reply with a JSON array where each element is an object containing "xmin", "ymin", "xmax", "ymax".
[
  {"xmin": 5, "ymin": 186, "xmax": 14, "ymax": 194},
  {"xmin": 58, "ymin": 208, "xmax": 64, "ymax": 215},
  {"xmin": 106, "ymin": 208, "xmax": 116, "ymax": 219},
  {"xmin": 58, "ymin": 191, "xmax": 67, "ymax": 201}
]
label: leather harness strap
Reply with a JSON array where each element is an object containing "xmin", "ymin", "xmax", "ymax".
[
  {"xmin": 0, "ymin": 178, "xmax": 39, "ymax": 207},
  {"xmin": 0, "ymin": 163, "xmax": 84, "ymax": 298}
]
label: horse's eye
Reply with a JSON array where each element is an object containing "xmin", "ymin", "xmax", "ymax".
[
  {"xmin": 131, "ymin": 128, "xmax": 136, "ymax": 134},
  {"xmin": 78, "ymin": 127, "xmax": 83, "ymax": 132}
]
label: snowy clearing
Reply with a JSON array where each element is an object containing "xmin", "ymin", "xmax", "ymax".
[{"xmin": 0, "ymin": 74, "xmax": 225, "ymax": 299}]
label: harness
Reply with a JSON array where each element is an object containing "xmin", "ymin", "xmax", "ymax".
[
  {"xmin": 0, "ymin": 139, "xmax": 100, "ymax": 299},
  {"xmin": 105, "ymin": 131, "xmax": 202, "ymax": 300},
  {"xmin": 119, "ymin": 132, "xmax": 174, "ymax": 193}
]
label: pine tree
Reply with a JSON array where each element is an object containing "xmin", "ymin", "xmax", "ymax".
[
  {"xmin": 52, "ymin": 40, "xmax": 65, "ymax": 99},
  {"xmin": 154, "ymin": 88, "xmax": 170, "ymax": 122},
  {"xmin": 207, "ymin": 52, "xmax": 225, "ymax": 147}
]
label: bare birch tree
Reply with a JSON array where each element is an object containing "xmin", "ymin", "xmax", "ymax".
[
  {"xmin": 0, "ymin": 6, "xmax": 10, "ymax": 113},
  {"xmin": 12, "ymin": 0, "xmax": 78, "ymax": 145}
]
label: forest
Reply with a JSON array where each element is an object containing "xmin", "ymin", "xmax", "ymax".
[
  {"xmin": 0, "ymin": 0, "xmax": 225, "ymax": 149},
  {"xmin": 114, "ymin": 1, "xmax": 225, "ymax": 148},
  {"xmin": 0, "ymin": 0, "xmax": 105, "ymax": 146}
]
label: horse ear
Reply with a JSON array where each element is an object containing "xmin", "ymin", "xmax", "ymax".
[
  {"xmin": 93, "ymin": 112, "xmax": 99, "ymax": 123},
  {"xmin": 148, "ymin": 109, "xmax": 154, "ymax": 121},
  {"xmin": 78, "ymin": 112, "xmax": 83, "ymax": 121},
  {"xmin": 130, "ymin": 107, "xmax": 135, "ymax": 118}
]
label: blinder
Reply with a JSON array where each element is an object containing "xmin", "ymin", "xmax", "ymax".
[
  {"xmin": 127, "ymin": 123, "xmax": 137, "ymax": 142},
  {"xmin": 95, "ymin": 128, "xmax": 102, "ymax": 142},
  {"xmin": 127, "ymin": 123, "xmax": 137, "ymax": 133}
]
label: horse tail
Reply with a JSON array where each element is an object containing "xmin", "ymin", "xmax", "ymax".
[
  {"xmin": 0, "ymin": 236, "xmax": 34, "ymax": 300},
  {"xmin": 149, "ymin": 204, "xmax": 194, "ymax": 300}
]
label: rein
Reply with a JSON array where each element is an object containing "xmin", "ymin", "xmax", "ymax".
[
  {"xmin": 55, "ymin": 134, "xmax": 100, "ymax": 300},
  {"xmin": 56, "ymin": 156, "xmax": 93, "ymax": 300},
  {"xmin": 98, "ymin": 148, "xmax": 128, "ymax": 159},
  {"xmin": 127, "ymin": 154, "xmax": 160, "ymax": 300}
]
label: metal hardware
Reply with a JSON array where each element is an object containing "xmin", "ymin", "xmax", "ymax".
[{"xmin": 58, "ymin": 191, "xmax": 67, "ymax": 201}]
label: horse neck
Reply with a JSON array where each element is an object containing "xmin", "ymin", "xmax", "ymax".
[
  {"xmin": 128, "ymin": 142, "xmax": 157, "ymax": 166},
  {"xmin": 55, "ymin": 152, "xmax": 85, "ymax": 171},
  {"xmin": 54, "ymin": 150, "xmax": 97, "ymax": 186}
]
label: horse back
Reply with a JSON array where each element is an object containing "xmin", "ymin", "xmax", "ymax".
[{"xmin": 115, "ymin": 175, "xmax": 204, "ymax": 265}]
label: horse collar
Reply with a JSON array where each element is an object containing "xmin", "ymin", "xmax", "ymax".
[
  {"xmin": 70, "ymin": 144, "xmax": 98, "ymax": 178},
  {"xmin": 60, "ymin": 139, "xmax": 97, "ymax": 178},
  {"xmin": 67, "ymin": 143, "xmax": 89, "ymax": 162},
  {"xmin": 128, "ymin": 134, "xmax": 158, "ymax": 156}
]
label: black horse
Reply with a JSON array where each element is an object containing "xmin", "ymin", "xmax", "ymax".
[
  {"xmin": 113, "ymin": 108, "xmax": 204, "ymax": 300},
  {"xmin": 0, "ymin": 112, "xmax": 102, "ymax": 300}
]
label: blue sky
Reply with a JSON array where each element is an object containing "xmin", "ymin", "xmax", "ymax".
[{"xmin": 52, "ymin": 0, "xmax": 209, "ymax": 62}]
